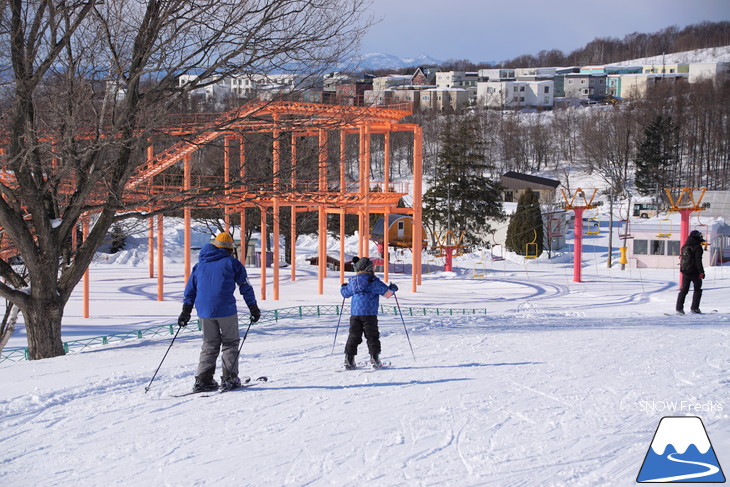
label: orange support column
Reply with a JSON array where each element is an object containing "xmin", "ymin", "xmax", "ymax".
[
  {"xmin": 361, "ymin": 124, "xmax": 370, "ymax": 257},
  {"xmin": 82, "ymin": 217, "xmax": 89, "ymax": 318},
  {"xmin": 339, "ymin": 210, "xmax": 346, "ymax": 284},
  {"xmin": 383, "ymin": 131, "xmax": 391, "ymax": 281},
  {"xmin": 157, "ymin": 214, "xmax": 164, "ymax": 301},
  {"xmin": 358, "ymin": 125, "xmax": 366, "ymax": 258},
  {"xmin": 318, "ymin": 208, "xmax": 326, "ymax": 295},
  {"xmin": 339, "ymin": 131, "xmax": 347, "ymax": 284},
  {"xmin": 147, "ymin": 143, "xmax": 155, "ymax": 279},
  {"xmin": 317, "ymin": 129, "xmax": 329, "ymax": 294},
  {"xmin": 239, "ymin": 137, "xmax": 246, "ymax": 265},
  {"xmin": 240, "ymin": 210, "xmax": 246, "ymax": 264},
  {"xmin": 148, "ymin": 214, "xmax": 154, "ymax": 278},
  {"xmin": 260, "ymin": 207, "xmax": 267, "ymax": 301},
  {"xmin": 183, "ymin": 154, "xmax": 191, "ymax": 283},
  {"xmin": 272, "ymin": 126, "xmax": 281, "ymax": 300},
  {"xmin": 291, "ymin": 134, "xmax": 298, "ymax": 282},
  {"xmin": 412, "ymin": 125, "xmax": 424, "ymax": 290},
  {"xmin": 223, "ymin": 136, "xmax": 232, "ymax": 232}
]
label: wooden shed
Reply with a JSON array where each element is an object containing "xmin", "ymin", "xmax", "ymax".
[
  {"xmin": 371, "ymin": 214, "xmax": 426, "ymax": 249},
  {"xmin": 501, "ymin": 171, "xmax": 560, "ymax": 204}
]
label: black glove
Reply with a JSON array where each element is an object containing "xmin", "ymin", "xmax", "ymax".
[
  {"xmin": 389, "ymin": 283, "xmax": 398, "ymax": 292},
  {"xmin": 249, "ymin": 303, "xmax": 261, "ymax": 322},
  {"xmin": 178, "ymin": 304, "xmax": 193, "ymax": 327}
]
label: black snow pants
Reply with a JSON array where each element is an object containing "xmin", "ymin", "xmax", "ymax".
[
  {"xmin": 345, "ymin": 315, "xmax": 381, "ymax": 357},
  {"xmin": 676, "ymin": 272, "xmax": 703, "ymax": 312}
]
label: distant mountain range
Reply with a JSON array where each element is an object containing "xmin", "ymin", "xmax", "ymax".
[
  {"xmin": 353, "ymin": 52, "xmax": 443, "ymax": 71},
  {"xmin": 346, "ymin": 44, "xmax": 730, "ymax": 73}
]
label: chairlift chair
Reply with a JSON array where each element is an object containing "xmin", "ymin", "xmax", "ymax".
[
  {"xmin": 490, "ymin": 232, "xmax": 505, "ymax": 261},
  {"xmin": 584, "ymin": 211, "xmax": 600, "ymax": 236},
  {"xmin": 618, "ymin": 219, "xmax": 633, "ymax": 239},
  {"xmin": 656, "ymin": 217, "xmax": 672, "ymax": 238},
  {"xmin": 525, "ymin": 229, "xmax": 539, "ymax": 259}
]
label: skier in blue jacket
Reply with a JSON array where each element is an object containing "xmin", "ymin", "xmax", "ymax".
[
  {"xmin": 340, "ymin": 256, "xmax": 398, "ymax": 369},
  {"xmin": 177, "ymin": 232, "xmax": 260, "ymax": 392}
]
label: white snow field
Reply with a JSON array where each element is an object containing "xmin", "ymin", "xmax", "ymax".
[{"xmin": 1, "ymin": 223, "xmax": 729, "ymax": 487}]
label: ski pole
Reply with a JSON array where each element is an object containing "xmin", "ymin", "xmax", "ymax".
[
  {"xmin": 331, "ymin": 296, "xmax": 346, "ymax": 355},
  {"xmin": 393, "ymin": 292, "xmax": 416, "ymax": 361},
  {"xmin": 145, "ymin": 324, "xmax": 183, "ymax": 393}
]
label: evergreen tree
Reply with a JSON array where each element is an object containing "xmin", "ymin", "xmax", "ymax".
[
  {"xmin": 505, "ymin": 188, "xmax": 544, "ymax": 257},
  {"xmin": 423, "ymin": 114, "xmax": 504, "ymax": 248},
  {"xmin": 634, "ymin": 115, "xmax": 677, "ymax": 196}
]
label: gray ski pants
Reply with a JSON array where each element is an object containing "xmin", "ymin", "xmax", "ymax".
[{"xmin": 196, "ymin": 314, "xmax": 240, "ymax": 380}]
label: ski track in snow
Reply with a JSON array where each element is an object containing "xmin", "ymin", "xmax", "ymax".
[
  {"xmin": 2, "ymin": 222, "xmax": 730, "ymax": 486},
  {"xmin": 2, "ymin": 312, "xmax": 729, "ymax": 486}
]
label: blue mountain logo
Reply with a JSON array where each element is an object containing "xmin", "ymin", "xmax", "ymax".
[{"xmin": 637, "ymin": 416, "xmax": 725, "ymax": 483}]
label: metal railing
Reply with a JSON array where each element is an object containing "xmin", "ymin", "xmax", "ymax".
[{"xmin": 1, "ymin": 304, "xmax": 488, "ymax": 363}]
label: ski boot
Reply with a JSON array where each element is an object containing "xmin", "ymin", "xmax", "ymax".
[
  {"xmin": 370, "ymin": 354, "xmax": 383, "ymax": 369},
  {"xmin": 220, "ymin": 376, "xmax": 242, "ymax": 391},
  {"xmin": 193, "ymin": 376, "xmax": 219, "ymax": 393},
  {"xmin": 344, "ymin": 354, "xmax": 356, "ymax": 370}
]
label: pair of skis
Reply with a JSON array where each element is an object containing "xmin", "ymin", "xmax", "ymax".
[
  {"xmin": 171, "ymin": 375, "xmax": 268, "ymax": 398},
  {"xmin": 337, "ymin": 360, "xmax": 392, "ymax": 372}
]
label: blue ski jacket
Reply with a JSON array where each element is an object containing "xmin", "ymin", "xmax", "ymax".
[
  {"xmin": 340, "ymin": 272, "xmax": 396, "ymax": 316},
  {"xmin": 183, "ymin": 244, "xmax": 257, "ymax": 319}
]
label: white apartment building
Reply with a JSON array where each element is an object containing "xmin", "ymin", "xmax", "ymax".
[
  {"xmin": 178, "ymin": 73, "xmax": 302, "ymax": 100},
  {"xmin": 372, "ymin": 75, "xmax": 411, "ymax": 91},
  {"xmin": 515, "ymin": 67, "xmax": 557, "ymax": 79},
  {"xmin": 477, "ymin": 80, "xmax": 554, "ymax": 109},
  {"xmin": 419, "ymin": 88, "xmax": 471, "ymax": 111},
  {"xmin": 435, "ymin": 71, "xmax": 479, "ymax": 94},
  {"xmin": 478, "ymin": 69, "xmax": 515, "ymax": 81},
  {"xmin": 563, "ymin": 73, "xmax": 607, "ymax": 99},
  {"xmin": 688, "ymin": 62, "xmax": 730, "ymax": 85}
]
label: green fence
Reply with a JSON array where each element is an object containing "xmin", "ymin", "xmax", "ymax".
[{"xmin": 1, "ymin": 305, "xmax": 488, "ymax": 363}]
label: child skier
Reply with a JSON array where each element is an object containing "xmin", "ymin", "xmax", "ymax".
[
  {"xmin": 177, "ymin": 232, "xmax": 261, "ymax": 392},
  {"xmin": 340, "ymin": 256, "xmax": 398, "ymax": 369}
]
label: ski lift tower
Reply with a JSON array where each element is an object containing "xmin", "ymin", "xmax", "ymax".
[
  {"xmin": 665, "ymin": 187, "xmax": 707, "ymax": 286},
  {"xmin": 561, "ymin": 187, "xmax": 598, "ymax": 283}
]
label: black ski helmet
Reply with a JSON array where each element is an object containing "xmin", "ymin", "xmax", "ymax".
[{"xmin": 689, "ymin": 230, "xmax": 704, "ymax": 242}]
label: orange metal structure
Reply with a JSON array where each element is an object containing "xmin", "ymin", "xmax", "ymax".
[
  {"xmin": 137, "ymin": 101, "xmax": 424, "ymax": 302},
  {"xmin": 0, "ymin": 100, "xmax": 424, "ymax": 313}
]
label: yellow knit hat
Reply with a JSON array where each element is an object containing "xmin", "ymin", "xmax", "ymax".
[{"xmin": 212, "ymin": 232, "xmax": 235, "ymax": 249}]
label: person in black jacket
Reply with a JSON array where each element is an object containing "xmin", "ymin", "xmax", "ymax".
[{"xmin": 676, "ymin": 230, "xmax": 705, "ymax": 315}]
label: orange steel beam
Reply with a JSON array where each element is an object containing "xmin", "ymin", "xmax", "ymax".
[
  {"xmin": 272, "ymin": 120, "xmax": 281, "ymax": 300},
  {"xmin": 260, "ymin": 208, "xmax": 267, "ymax": 300},
  {"xmin": 383, "ymin": 131, "xmax": 391, "ymax": 282},
  {"xmin": 239, "ymin": 137, "xmax": 246, "ymax": 265},
  {"xmin": 224, "ymin": 136, "xmax": 232, "ymax": 231},
  {"xmin": 413, "ymin": 125, "xmax": 424, "ymax": 290},
  {"xmin": 148, "ymin": 212, "xmax": 154, "ymax": 278},
  {"xmin": 183, "ymin": 154, "xmax": 192, "ymax": 283},
  {"xmin": 0, "ymin": 101, "xmax": 424, "ymax": 307},
  {"xmin": 157, "ymin": 214, "xmax": 164, "ymax": 301}
]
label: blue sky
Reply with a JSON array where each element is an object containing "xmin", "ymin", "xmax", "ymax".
[{"xmin": 360, "ymin": 0, "xmax": 730, "ymax": 63}]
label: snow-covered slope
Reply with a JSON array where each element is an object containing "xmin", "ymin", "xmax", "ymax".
[
  {"xmin": 609, "ymin": 45, "xmax": 730, "ymax": 66},
  {"xmin": 1, "ymin": 219, "xmax": 729, "ymax": 486}
]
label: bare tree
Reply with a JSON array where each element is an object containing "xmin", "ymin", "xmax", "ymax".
[
  {"xmin": 580, "ymin": 106, "xmax": 638, "ymax": 195},
  {"xmin": 0, "ymin": 0, "xmax": 372, "ymax": 359}
]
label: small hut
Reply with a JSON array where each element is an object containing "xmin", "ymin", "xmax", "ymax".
[{"xmin": 371, "ymin": 214, "xmax": 426, "ymax": 249}]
